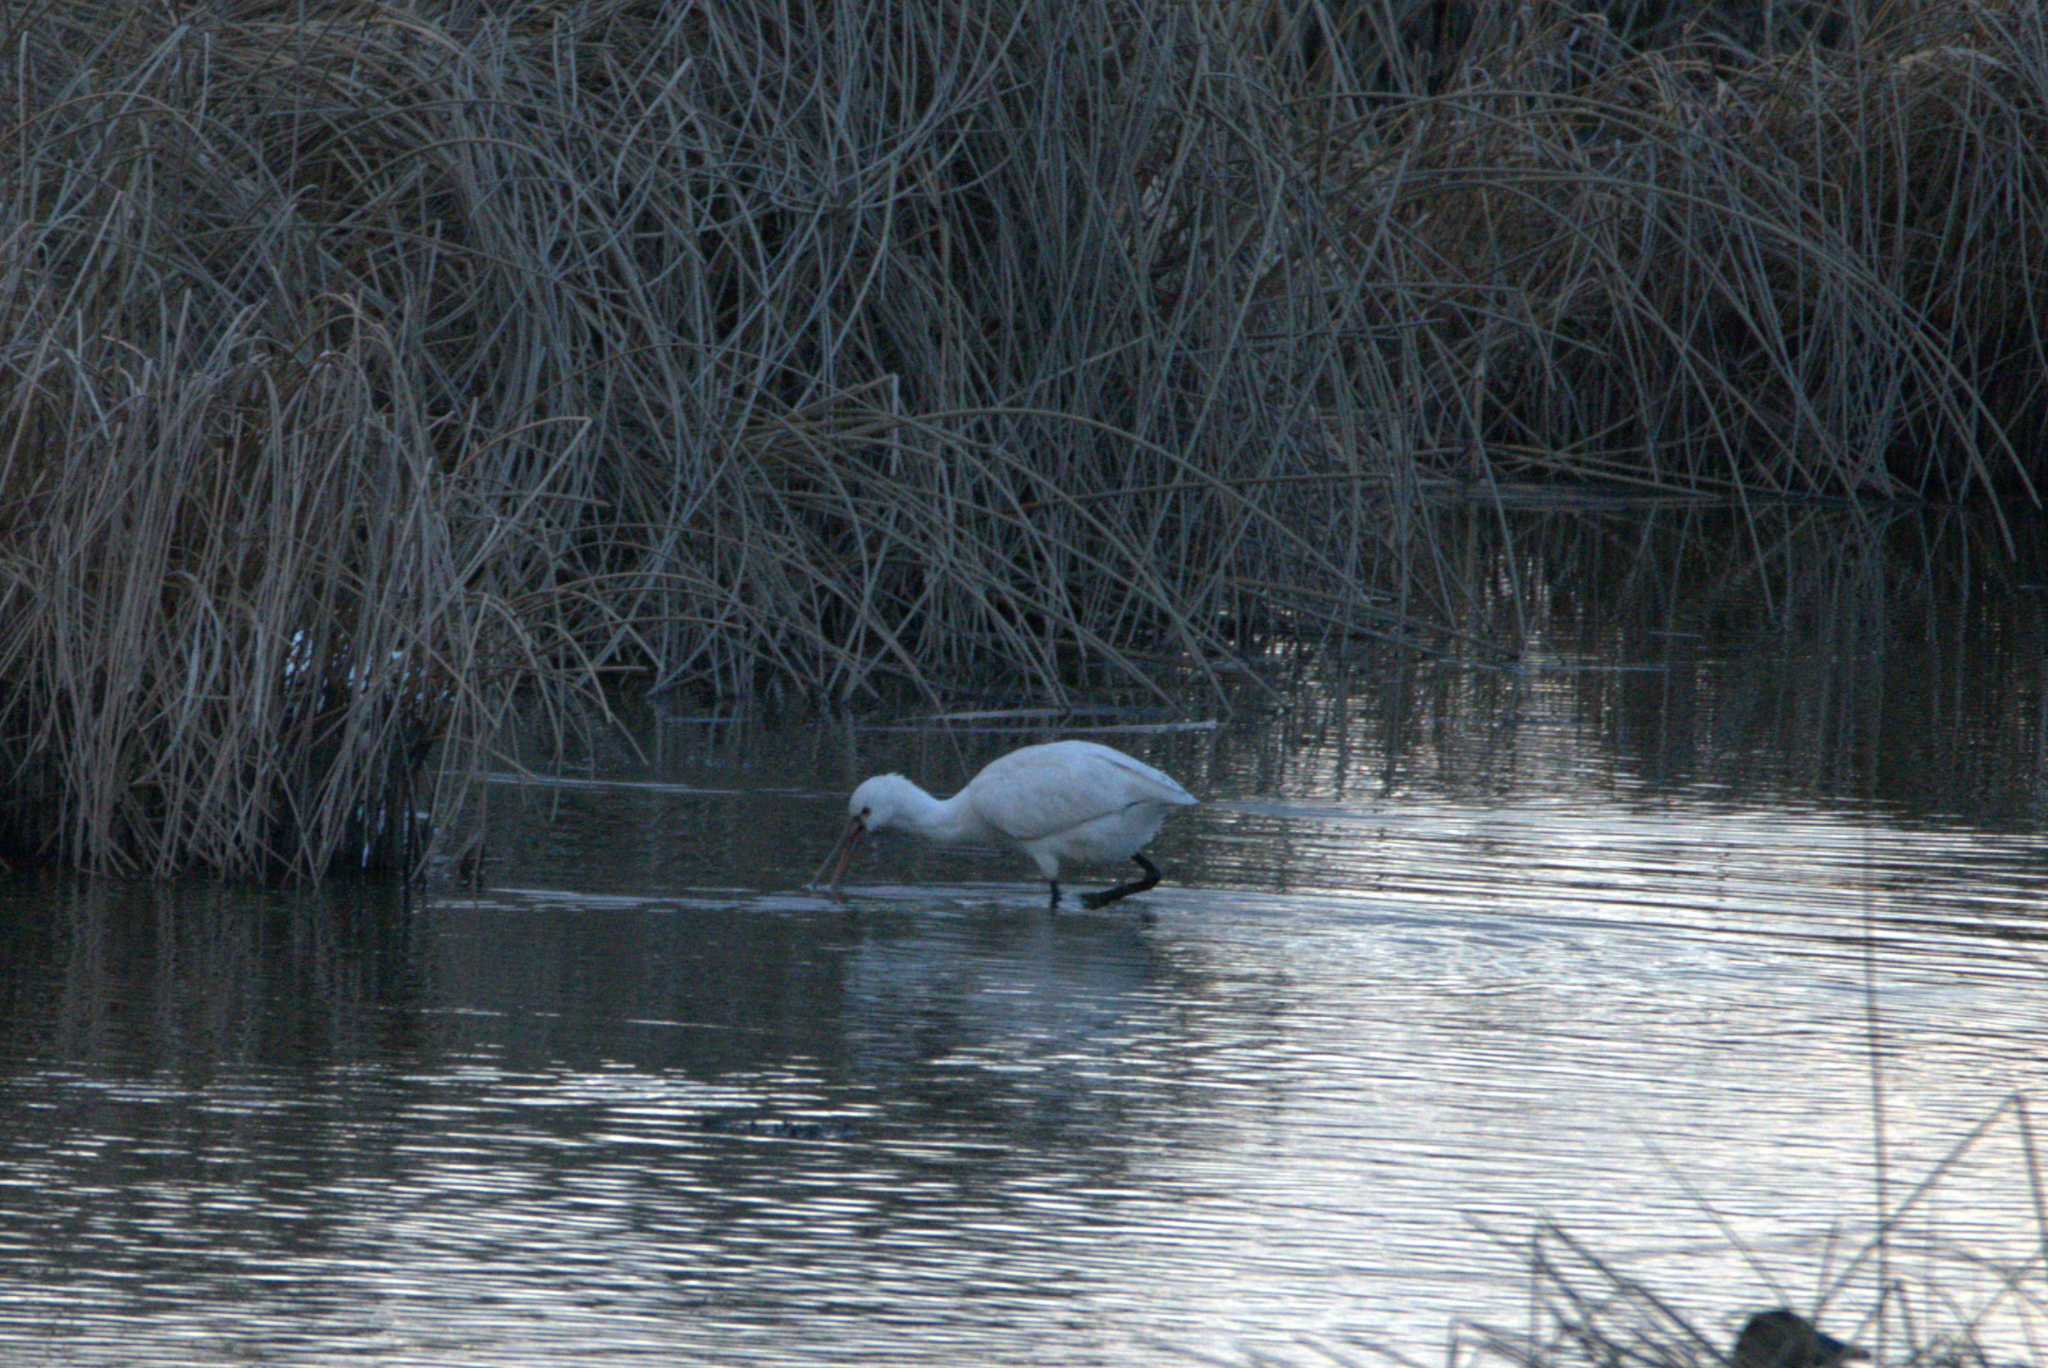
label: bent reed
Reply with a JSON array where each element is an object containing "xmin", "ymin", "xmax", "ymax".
[{"xmin": 0, "ymin": 0, "xmax": 2041, "ymax": 877}]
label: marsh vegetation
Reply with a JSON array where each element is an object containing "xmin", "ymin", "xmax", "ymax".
[{"xmin": 0, "ymin": 0, "xmax": 2042, "ymax": 876}]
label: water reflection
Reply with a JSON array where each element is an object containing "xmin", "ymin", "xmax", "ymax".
[{"xmin": 1, "ymin": 508, "xmax": 2045, "ymax": 1365}]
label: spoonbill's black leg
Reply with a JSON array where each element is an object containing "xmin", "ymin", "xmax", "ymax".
[
  {"xmin": 1081, "ymin": 854, "xmax": 1162, "ymax": 910},
  {"xmin": 1048, "ymin": 880, "xmax": 1062, "ymax": 909}
]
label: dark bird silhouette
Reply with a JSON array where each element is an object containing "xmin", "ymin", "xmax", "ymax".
[{"xmin": 1734, "ymin": 1310, "xmax": 1869, "ymax": 1368}]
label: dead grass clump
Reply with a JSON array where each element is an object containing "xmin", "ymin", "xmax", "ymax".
[
  {"xmin": 0, "ymin": 0, "xmax": 1407, "ymax": 875},
  {"xmin": 1361, "ymin": 1, "xmax": 2046, "ymax": 499},
  {"xmin": 2, "ymin": 1, "xmax": 2045, "ymax": 877},
  {"xmin": 0, "ymin": 291, "xmax": 613, "ymax": 878}
]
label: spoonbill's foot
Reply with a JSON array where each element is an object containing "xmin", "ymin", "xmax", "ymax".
[{"xmin": 1080, "ymin": 854, "xmax": 1162, "ymax": 910}]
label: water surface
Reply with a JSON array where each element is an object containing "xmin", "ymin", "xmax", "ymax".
[{"xmin": 3, "ymin": 509, "xmax": 2046, "ymax": 1365}]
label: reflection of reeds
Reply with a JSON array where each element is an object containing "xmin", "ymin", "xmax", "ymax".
[
  {"xmin": 1300, "ymin": 503, "xmax": 2044, "ymax": 822},
  {"xmin": 1, "ymin": 3, "xmax": 2043, "ymax": 876}
]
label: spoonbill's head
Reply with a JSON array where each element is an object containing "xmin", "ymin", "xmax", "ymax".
[{"xmin": 809, "ymin": 774, "xmax": 918, "ymax": 895}]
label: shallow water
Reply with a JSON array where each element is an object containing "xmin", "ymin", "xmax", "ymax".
[{"xmin": 3, "ymin": 510, "xmax": 2047, "ymax": 1365}]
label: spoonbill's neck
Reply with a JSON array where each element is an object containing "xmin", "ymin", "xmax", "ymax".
[{"xmin": 897, "ymin": 783, "xmax": 984, "ymax": 846}]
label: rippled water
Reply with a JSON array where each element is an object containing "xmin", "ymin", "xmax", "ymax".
[{"xmin": 4, "ymin": 514, "xmax": 2047, "ymax": 1365}]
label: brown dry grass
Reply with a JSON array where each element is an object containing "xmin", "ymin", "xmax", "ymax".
[{"xmin": 0, "ymin": 1, "xmax": 2041, "ymax": 877}]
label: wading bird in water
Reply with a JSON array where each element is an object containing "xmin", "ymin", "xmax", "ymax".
[{"xmin": 811, "ymin": 740, "xmax": 1197, "ymax": 908}]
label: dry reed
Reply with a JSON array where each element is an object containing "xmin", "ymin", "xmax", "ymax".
[
  {"xmin": 1439, "ymin": 1096, "xmax": 2046, "ymax": 1368},
  {"xmin": 0, "ymin": 0, "xmax": 2042, "ymax": 876}
]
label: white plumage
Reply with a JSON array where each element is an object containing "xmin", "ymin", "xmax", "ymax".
[{"xmin": 812, "ymin": 739, "xmax": 1198, "ymax": 908}]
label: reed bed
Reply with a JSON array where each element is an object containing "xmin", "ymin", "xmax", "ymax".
[
  {"xmin": 0, "ymin": 0, "xmax": 2042, "ymax": 876},
  {"xmin": 1368, "ymin": 1, "xmax": 2048, "ymax": 501}
]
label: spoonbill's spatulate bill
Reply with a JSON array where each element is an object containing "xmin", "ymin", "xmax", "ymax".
[{"xmin": 811, "ymin": 739, "xmax": 1198, "ymax": 908}]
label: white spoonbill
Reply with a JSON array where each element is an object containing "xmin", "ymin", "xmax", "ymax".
[{"xmin": 811, "ymin": 739, "xmax": 1198, "ymax": 908}]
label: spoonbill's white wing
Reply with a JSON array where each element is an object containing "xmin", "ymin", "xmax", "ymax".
[{"xmin": 965, "ymin": 740, "xmax": 1196, "ymax": 845}]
